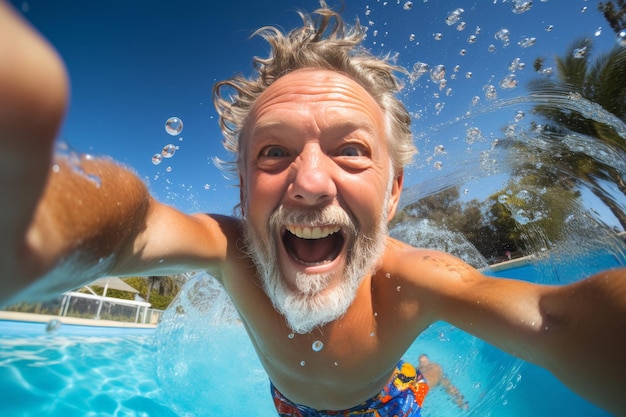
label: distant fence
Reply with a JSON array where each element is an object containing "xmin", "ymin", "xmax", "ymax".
[{"xmin": 6, "ymin": 293, "xmax": 165, "ymax": 325}]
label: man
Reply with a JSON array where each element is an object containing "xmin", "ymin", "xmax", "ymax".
[
  {"xmin": 417, "ymin": 354, "xmax": 468, "ymax": 410},
  {"xmin": 1, "ymin": 1, "xmax": 625, "ymax": 416}
]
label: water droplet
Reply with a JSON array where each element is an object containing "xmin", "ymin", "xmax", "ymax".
[
  {"xmin": 445, "ymin": 8, "xmax": 464, "ymax": 26},
  {"xmin": 165, "ymin": 117, "xmax": 183, "ymax": 136},
  {"xmin": 518, "ymin": 37, "xmax": 536, "ymax": 48},
  {"xmin": 165, "ymin": 166, "xmax": 172, "ymax": 173},
  {"xmin": 46, "ymin": 319, "xmax": 62, "ymax": 333},
  {"xmin": 396, "ymin": 286, "xmax": 401, "ymax": 291},
  {"xmin": 430, "ymin": 65, "xmax": 445, "ymax": 83},
  {"xmin": 514, "ymin": 110, "xmax": 525, "ymax": 122},
  {"xmin": 617, "ymin": 29, "xmax": 626, "ymax": 47},
  {"xmin": 312, "ymin": 340, "xmax": 324, "ymax": 352},
  {"xmin": 456, "ymin": 21, "xmax": 466, "ymax": 31},
  {"xmin": 300, "ymin": 361, "xmax": 306, "ymax": 366},
  {"xmin": 385, "ymin": 273, "xmax": 391, "ymax": 279},
  {"xmin": 508, "ymin": 57, "xmax": 525, "ymax": 71},
  {"xmin": 512, "ymin": 0, "xmax": 532, "ymax": 14},
  {"xmin": 573, "ymin": 46, "xmax": 588, "ymax": 59},
  {"xmin": 498, "ymin": 194, "xmax": 509, "ymax": 204},
  {"xmin": 484, "ymin": 84, "xmax": 497, "ymax": 99},
  {"xmin": 403, "ymin": 1, "xmax": 413, "ymax": 11},
  {"xmin": 433, "ymin": 161, "xmax": 443, "ymax": 170},
  {"xmin": 204, "ymin": 184, "xmax": 211, "ymax": 190},
  {"xmin": 467, "ymin": 34, "xmax": 477, "ymax": 44},
  {"xmin": 500, "ymin": 74, "xmax": 518, "ymax": 89},
  {"xmin": 369, "ymin": 332, "xmax": 375, "ymax": 337},
  {"xmin": 288, "ymin": 333, "xmax": 294, "ymax": 339},
  {"xmin": 466, "ymin": 127, "xmax": 482, "ymax": 143},
  {"xmin": 434, "ymin": 144, "xmax": 446, "ymax": 154},
  {"xmin": 465, "ymin": 72, "xmax": 473, "ymax": 79},
  {"xmin": 434, "ymin": 33, "xmax": 443, "ymax": 41},
  {"xmin": 373, "ymin": 312, "xmax": 378, "ymax": 317},
  {"xmin": 595, "ymin": 27, "xmax": 602, "ymax": 37},
  {"xmin": 546, "ymin": 24, "xmax": 554, "ymax": 32},
  {"xmin": 162, "ymin": 144, "xmax": 176, "ymax": 158},
  {"xmin": 152, "ymin": 154, "xmax": 163, "ymax": 165},
  {"xmin": 409, "ymin": 33, "xmax": 416, "ymax": 42},
  {"xmin": 494, "ymin": 28, "xmax": 510, "ymax": 47},
  {"xmin": 334, "ymin": 362, "xmax": 339, "ymax": 366},
  {"xmin": 488, "ymin": 44, "xmax": 496, "ymax": 53}
]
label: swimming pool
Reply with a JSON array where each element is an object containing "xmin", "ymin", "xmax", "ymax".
[{"xmin": 2, "ymin": 244, "xmax": 619, "ymax": 417}]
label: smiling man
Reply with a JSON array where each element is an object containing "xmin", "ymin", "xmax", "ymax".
[{"xmin": 1, "ymin": 1, "xmax": 626, "ymax": 416}]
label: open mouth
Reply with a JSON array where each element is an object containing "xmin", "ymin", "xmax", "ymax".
[{"xmin": 282, "ymin": 225, "xmax": 345, "ymax": 266}]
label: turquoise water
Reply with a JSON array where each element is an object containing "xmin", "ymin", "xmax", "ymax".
[{"xmin": 1, "ymin": 246, "xmax": 620, "ymax": 416}]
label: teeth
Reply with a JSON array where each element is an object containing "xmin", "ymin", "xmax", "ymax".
[{"xmin": 286, "ymin": 225, "xmax": 340, "ymax": 239}]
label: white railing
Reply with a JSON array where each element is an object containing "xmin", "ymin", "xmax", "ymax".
[{"xmin": 59, "ymin": 291, "xmax": 153, "ymax": 324}]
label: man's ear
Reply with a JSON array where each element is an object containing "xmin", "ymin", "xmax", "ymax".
[{"xmin": 386, "ymin": 169, "xmax": 404, "ymax": 222}]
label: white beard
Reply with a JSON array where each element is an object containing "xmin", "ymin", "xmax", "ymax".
[{"xmin": 243, "ymin": 184, "xmax": 392, "ymax": 334}]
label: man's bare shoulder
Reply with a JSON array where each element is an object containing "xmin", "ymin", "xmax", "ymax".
[{"xmin": 380, "ymin": 237, "xmax": 485, "ymax": 298}]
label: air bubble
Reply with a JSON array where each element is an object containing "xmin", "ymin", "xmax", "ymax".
[
  {"xmin": 300, "ymin": 361, "xmax": 306, "ymax": 366},
  {"xmin": 288, "ymin": 333, "xmax": 295, "ymax": 339},
  {"xmin": 403, "ymin": 1, "xmax": 413, "ymax": 11},
  {"xmin": 312, "ymin": 340, "xmax": 324, "ymax": 352},
  {"xmin": 152, "ymin": 154, "xmax": 163, "ymax": 165},
  {"xmin": 165, "ymin": 117, "xmax": 183, "ymax": 136}
]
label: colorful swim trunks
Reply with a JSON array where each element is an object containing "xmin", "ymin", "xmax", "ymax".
[{"xmin": 270, "ymin": 360, "xmax": 429, "ymax": 416}]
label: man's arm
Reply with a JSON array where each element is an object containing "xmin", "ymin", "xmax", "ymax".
[
  {"xmin": 0, "ymin": 2, "xmax": 233, "ymax": 305},
  {"xmin": 416, "ymin": 250, "xmax": 626, "ymax": 415}
]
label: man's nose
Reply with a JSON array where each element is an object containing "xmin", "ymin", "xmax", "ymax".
[{"xmin": 287, "ymin": 144, "xmax": 337, "ymax": 205}]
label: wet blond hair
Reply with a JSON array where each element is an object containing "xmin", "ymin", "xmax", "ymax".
[{"xmin": 213, "ymin": 1, "xmax": 416, "ymax": 179}]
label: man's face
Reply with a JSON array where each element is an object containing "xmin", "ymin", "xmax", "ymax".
[{"xmin": 240, "ymin": 69, "xmax": 403, "ymax": 333}]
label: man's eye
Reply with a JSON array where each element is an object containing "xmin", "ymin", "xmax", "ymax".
[
  {"xmin": 261, "ymin": 146, "xmax": 287, "ymax": 157},
  {"xmin": 339, "ymin": 145, "xmax": 365, "ymax": 157}
]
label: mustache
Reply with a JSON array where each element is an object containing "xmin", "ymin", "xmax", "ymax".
[{"xmin": 269, "ymin": 205, "xmax": 358, "ymax": 235}]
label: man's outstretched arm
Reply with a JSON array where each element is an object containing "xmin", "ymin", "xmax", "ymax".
[{"xmin": 0, "ymin": 2, "xmax": 230, "ymax": 305}]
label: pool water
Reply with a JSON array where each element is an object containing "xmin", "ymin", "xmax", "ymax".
[{"xmin": 5, "ymin": 240, "xmax": 619, "ymax": 417}]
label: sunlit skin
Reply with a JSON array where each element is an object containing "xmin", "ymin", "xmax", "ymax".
[
  {"xmin": 242, "ymin": 69, "xmax": 400, "ymax": 296},
  {"xmin": 2, "ymin": 3, "xmax": 626, "ymax": 415}
]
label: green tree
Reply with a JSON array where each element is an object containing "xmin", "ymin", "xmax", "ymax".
[
  {"xmin": 528, "ymin": 38, "xmax": 626, "ymax": 228},
  {"xmin": 598, "ymin": 0, "xmax": 626, "ymax": 34}
]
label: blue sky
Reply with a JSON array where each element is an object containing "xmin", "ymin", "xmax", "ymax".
[{"xmin": 11, "ymin": 0, "xmax": 618, "ymax": 215}]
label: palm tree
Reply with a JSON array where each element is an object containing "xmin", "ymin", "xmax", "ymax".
[{"xmin": 526, "ymin": 38, "xmax": 626, "ymax": 228}]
